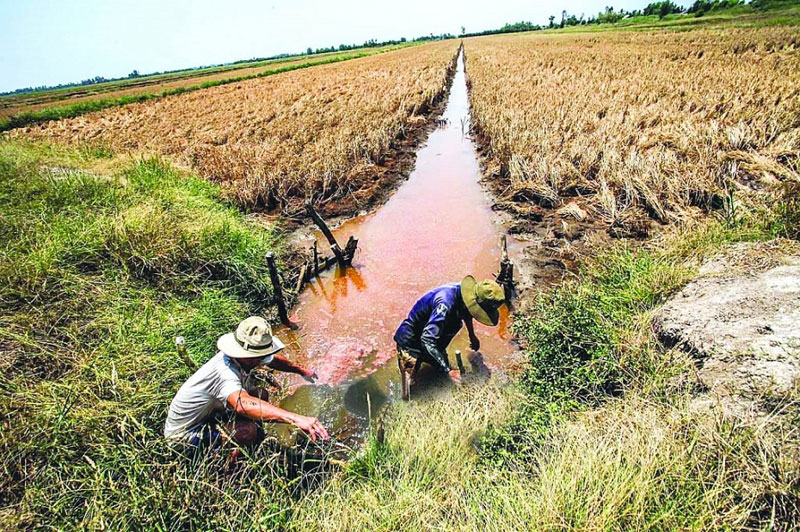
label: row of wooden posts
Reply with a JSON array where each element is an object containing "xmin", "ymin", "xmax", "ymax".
[
  {"xmin": 264, "ymin": 201, "xmax": 515, "ymax": 330},
  {"xmin": 265, "ymin": 201, "xmax": 359, "ymax": 329},
  {"xmin": 177, "ymin": 203, "xmax": 515, "ymax": 371}
]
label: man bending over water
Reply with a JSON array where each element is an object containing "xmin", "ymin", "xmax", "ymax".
[
  {"xmin": 165, "ymin": 316, "xmax": 329, "ymax": 447},
  {"xmin": 394, "ymin": 276, "xmax": 505, "ymax": 399}
]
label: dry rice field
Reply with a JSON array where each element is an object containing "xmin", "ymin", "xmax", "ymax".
[
  {"xmin": 0, "ymin": 50, "xmax": 386, "ymax": 119},
  {"xmin": 465, "ymin": 28, "xmax": 800, "ymax": 235},
  {"xmin": 22, "ymin": 41, "xmax": 459, "ymax": 214}
]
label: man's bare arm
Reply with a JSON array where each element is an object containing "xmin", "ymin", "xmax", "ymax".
[
  {"xmin": 266, "ymin": 354, "xmax": 317, "ymax": 382},
  {"xmin": 227, "ymin": 390, "xmax": 328, "ymax": 441},
  {"xmin": 227, "ymin": 390, "xmax": 300, "ymax": 424}
]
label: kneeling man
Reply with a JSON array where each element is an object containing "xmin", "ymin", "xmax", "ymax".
[
  {"xmin": 165, "ymin": 316, "xmax": 329, "ymax": 446},
  {"xmin": 393, "ymin": 275, "xmax": 505, "ymax": 399}
]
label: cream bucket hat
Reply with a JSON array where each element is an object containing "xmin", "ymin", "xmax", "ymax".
[{"xmin": 217, "ymin": 316, "xmax": 285, "ymax": 360}]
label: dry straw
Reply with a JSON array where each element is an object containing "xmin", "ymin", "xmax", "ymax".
[
  {"xmin": 465, "ymin": 28, "xmax": 800, "ymax": 232},
  {"xmin": 22, "ymin": 42, "xmax": 459, "ymax": 214}
]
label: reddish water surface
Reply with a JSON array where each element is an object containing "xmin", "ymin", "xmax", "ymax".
[{"xmin": 272, "ymin": 50, "xmax": 521, "ymax": 444}]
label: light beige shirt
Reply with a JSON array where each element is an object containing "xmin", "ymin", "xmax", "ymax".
[{"xmin": 164, "ymin": 351, "xmax": 252, "ymax": 440}]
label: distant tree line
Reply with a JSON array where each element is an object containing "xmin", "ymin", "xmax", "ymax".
[
  {"xmin": 2, "ymin": 33, "xmax": 454, "ymax": 97},
  {"xmin": 304, "ymin": 33, "xmax": 452, "ymax": 56},
  {"xmin": 462, "ymin": 0, "xmax": 756, "ymax": 37}
]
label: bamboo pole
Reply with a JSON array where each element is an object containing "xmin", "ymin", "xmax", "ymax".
[
  {"xmin": 295, "ymin": 262, "xmax": 309, "ymax": 294},
  {"xmin": 312, "ymin": 240, "xmax": 319, "ymax": 276}
]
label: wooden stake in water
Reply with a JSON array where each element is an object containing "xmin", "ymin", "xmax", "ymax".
[
  {"xmin": 399, "ymin": 356, "xmax": 411, "ymax": 401},
  {"xmin": 305, "ymin": 200, "xmax": 347, "ymax": 269},
  {"xmin": 312, "ymin": 240, "xmax": 319, "ymax": 276},
  {"xmin": 295, "ymin": 261, "xmax": 309, "ymax": 294},
  {"xmin": 265, "ymin": 252, "xmax": 297, "ymax": 330},
  {"xmin": 497, "ymin": 234, "xmax": 515, "ymax": 300}
]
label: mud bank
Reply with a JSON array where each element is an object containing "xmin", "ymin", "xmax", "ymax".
[{"xmin": 654, "ymin": 239, "xmax": 800, "ymax": 416}]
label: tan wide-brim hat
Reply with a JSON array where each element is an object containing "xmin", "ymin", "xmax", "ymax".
[
  {"xmin": 217, "ymin": 316, "xmax": 285, "ymax": 360},
  {"xmin": 460, "ymin": 275, "xmax": 505, "ymax": 326}
]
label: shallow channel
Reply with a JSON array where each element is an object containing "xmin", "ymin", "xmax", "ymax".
[{"xmin": 271, "ymin": 49, "xmax": 522, "ymax": 446}]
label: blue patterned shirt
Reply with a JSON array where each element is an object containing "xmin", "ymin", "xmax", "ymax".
[{"xmin": 393, "ymin": 282, "xmax": 467, "ymax": 371}]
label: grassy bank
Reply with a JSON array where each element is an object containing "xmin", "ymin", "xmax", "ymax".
[
  {"xmin": 2, "ymin": 137, "xmax": 798, "ymax": 530},
  {"xmin": 0, "ymin": 140, "xmax": 304, "ymax": 529},
  {"xmin": 291, "ymin": 198, "xmax": 800, "ymax": 530}
]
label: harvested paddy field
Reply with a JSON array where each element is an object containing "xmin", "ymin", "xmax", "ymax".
[
  {"xmin": 20, "ymin": 41, "xmax": 459, "ymax": 216},
  {"xmin": 465, "ymin": 28, "xmax": 800, "ymax": 238},
  {"xmin": 0, "ymin": 46, "xmax": 404, "ymax": 120}
]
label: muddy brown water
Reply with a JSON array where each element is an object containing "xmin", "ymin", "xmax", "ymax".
[{"xmin": 270, "ymin": 50, "xmax": 523, "ymax": 447}]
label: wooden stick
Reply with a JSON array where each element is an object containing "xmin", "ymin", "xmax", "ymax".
[
  {"xmin": 265, "ymin": 252, "xmax": 297, "ymax": 329},
  {"xmin": 497, "ymin": 234, "xmax": 515, "ymax": 300},
  {"xmin": 455, "ymin": 350, "xmax": 465, "ymax": 375},
  {"xmin": 343, "ymin": 236, "xmax": 358, "ymax": 264},
  {"xmin": 305, "ymin": 200, "xmax": 346, "ymax": 268},
  {"xmin": 312, "ymin": 240, "xmax": 319, "ymax": 276},
  {"xmin": 295, "ymin": 262, "xmax": 309, "ymax": 294},
  {"xmin": 330, "ymin": 243, "xmax": 346, "ymax": 268},
  {"xmin": 398, "ymin": 356, "xmax": 410, "ymax": 401},
  {"xmin": 411, "ymin": 357, "xmax": 422, "ymax": 394}
]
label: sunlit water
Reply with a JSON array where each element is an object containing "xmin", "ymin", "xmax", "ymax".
[{"xmin": 271, "ymin": 50, "xmax": 522, "ymax": 446}]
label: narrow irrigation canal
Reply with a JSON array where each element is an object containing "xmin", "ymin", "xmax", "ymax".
[{"xmin": 272, "ymin": 49, "xmax": 521, "ymax": 446}]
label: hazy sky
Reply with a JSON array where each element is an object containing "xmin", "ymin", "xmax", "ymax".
[{"xmin": 1, "ymin": 0, "xmax": 685, "ymax": 93}]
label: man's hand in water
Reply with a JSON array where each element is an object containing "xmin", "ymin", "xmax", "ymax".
[
  {"xmin": 302, "ymin": 367, "xmax": 319, "ymax": 384},
  {"xmin": 294, "ymin": 415, "xmax": 329, "ymax": 442},
  {"xmin": 448, "ymin": 369, "xmax": 462, "ymax": 385},
  {"xmin": 469, "ymin": 334, "xmax": 481, "ymax": 351}
]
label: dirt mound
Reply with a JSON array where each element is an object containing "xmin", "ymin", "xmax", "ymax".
[{"xmin": 654, "ymin": 240, "xmax": 800, "ymax": 406}]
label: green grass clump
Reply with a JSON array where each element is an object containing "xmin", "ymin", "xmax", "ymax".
[
  {"xmin": 0, "ymin": 140, "xmax": 301, "ymax": 529},
  {"xmin": 481, "ymin": 205, "xmax": 796, "ymax": 458},
  {"xmin": 771, "ymin": 181, "xmax": 800, "ymax": 240}
]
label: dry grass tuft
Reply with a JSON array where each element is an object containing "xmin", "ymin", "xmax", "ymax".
[{"xmin": 290, "ymin": 384, "xmax": 800, "ymax": 532}]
